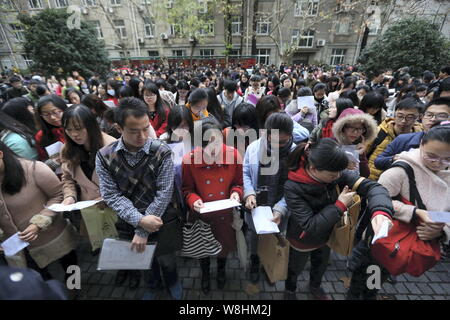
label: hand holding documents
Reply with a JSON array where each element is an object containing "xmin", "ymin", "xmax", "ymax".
[
  {"xmin": 97, "ymin": 238, "xmax": 156, "ymax": 270},
  {"xmin": 45, "ymin": 141, "xmax": 64, "ymax": 157},
  {"xmin": 371, "ymin": 220, "xmax": 390, "ymax": 245},
  {"xmin": 46, "ymin": 199, "xmax": 102, "ymax": 212},
  {"xmin": 297, "ymin": 96, "xmax": 316, "ymax": 110},
  {"xmin": 251, "ymin": 206, "xmax": 280, "ymax": 234},
  {"xmin": 428, "ymin": 211, "xmax": 450, "ymax": 224},
  {"xmin": 199, "ymin": 199, "xmax": 241, "ymax": 214},
  {"xmin": 1, "ymin": 232, "xmax": 30, "ymax": 257}
]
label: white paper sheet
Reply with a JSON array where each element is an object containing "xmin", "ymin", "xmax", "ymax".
[
  {"xmin": 297, "ymin": 96, "xmax": 316, "ymax": 110},
  {"xmin": 251, "ymin": 206, "xmax": 280, "ymax": 234},
  {"xmin": 103, "ymin": 100, "xmax": 117, "ymax": 108},
  {"xmin": 428, "ymin": 211, "xmax": 450, "ymax": 223},
  {"xmin": 97, "ymin": 238, "xmax": 156, "ymax": 270},
  {"xmin": 45, "ymin": 141, "xmax": 64, "ymax": 157},
  {"xmin": 371, "ymin": 220, "xmax": 391, "ymax": 245},
  {"xmin": 199, "ymin": 199, "xmax": 241, "ymax": 214},
  {"xmin": 0, "ymin": 232, "xmax": 30, "ymax": 257},
  {"xmin": 46, "ymin": 199, "xmax": 101, "ymax": 212}
]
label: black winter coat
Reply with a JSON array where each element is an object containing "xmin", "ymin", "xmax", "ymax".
[{"xmin": 285, "ymin": 172, "xmax": 394, "ymax": 248}]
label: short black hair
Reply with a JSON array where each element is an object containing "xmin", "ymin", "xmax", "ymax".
[
  {"xmin": 9, "ymin": 76, "xmax": 21, "ymax": 83},
  {"xmin": 395, "ymin": 97, "xmax": 423, "ymax": 113},
  {"xmin": 440, "ymin": 66, "xmax": 450, "ymax": 75},
  {"xmin": 115, "ymin": 97, "xmax": 150, "ymax": 128},
  {"xmin": 425, "ymin": 97, "xmax": 450, "ymax": 112},
  {"xmin": 223, "ymin": 80, "xmax": 237, "ymax": 92},
  {"xmin": 264, "ymin": 112, "xmax": 293, "ymax": 136}
]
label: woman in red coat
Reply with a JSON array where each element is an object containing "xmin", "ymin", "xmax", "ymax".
[{"xmin": 182, "ymin": 119, "xmax": 243, "ymax": 295}]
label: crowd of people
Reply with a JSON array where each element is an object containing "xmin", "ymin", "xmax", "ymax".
[{"xmin": 0, "ymin": 62, "xmax": 449, "ymax": 300}]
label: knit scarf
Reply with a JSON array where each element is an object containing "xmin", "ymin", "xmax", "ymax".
[{"xmin": 257, "ymin": 137, "xmax": 293, "ymax": 207}]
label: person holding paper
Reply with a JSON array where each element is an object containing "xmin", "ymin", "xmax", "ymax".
[
  {"xmin": 182, "ymin": 119, "xmax": 243, "ymax": 295},
  {"xmin": 288, "ymin": 88, "xmax": 318, "ymax": 130},
  {"xmin": 243, "ymin": 75, "xmax": 265, "ymax": 106},
  {"xmin": 35, "ymin": 95, "xmax": 67, "ymax": 172},
  {"xmin": 0, "ymin": 141, "xmax": 79, "ymax": 280},
  {"xmin": 331, "ymin": 108, "xmax": 378, "ymax": 177},
  {"xmin": 243, "ymin": 112, "xmax": 296, "ymax": 284},
  {"xmin": 96, "ymin": 97, "xmax": 182, "ymax": 299},
  {"xmin": 61, "ymin": 104, "xmax": 116, "ymax": 206},
  {"xmin": 313, "ymin": 83, "xmax": 329, "ymax": 121},
  {"xmin": 284, "ymin": 138, "xmax": 394, "ymax": 300}
]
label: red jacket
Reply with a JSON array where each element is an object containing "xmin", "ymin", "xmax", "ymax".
[
  {"xmin": 182, "ymin": 144, "xmax": 243, "ymax": 257},
  {"xmin": 35, "ymin": 127, "xmax": 65, "ymax": 161},
  {"xmin": 150, "ymin": 108, "xmax": 170, "ymax": 138}
]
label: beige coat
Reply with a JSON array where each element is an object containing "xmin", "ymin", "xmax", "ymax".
[
  {"xmin": 0, "ymin": 160, "xmax": 79, "ymax": 268},
  {"xmin": 61, "ymin": 133, "xmax": 116, "ymax": 201},
  {"xmin": 378, "ymin": 148, "xmax": 450, "ymax": 241}
]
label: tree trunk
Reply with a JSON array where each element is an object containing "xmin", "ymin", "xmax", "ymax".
[
  {"xmin": 251, "ymin": 0, "xmax": 259, "ymax": 56},
  {"xmin": 239, "ymin": 0, "xmax": 244, "ymax": 58},
  {"xmin": 224, "ymin": 0, "xmax": 232, "ymax": 65}
]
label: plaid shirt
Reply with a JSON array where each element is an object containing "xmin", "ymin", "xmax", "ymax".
[{"xmin": 96, "ymin": 138, "xmax": 174, "ymax": 238}]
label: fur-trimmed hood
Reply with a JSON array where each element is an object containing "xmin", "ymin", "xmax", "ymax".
[{"xmin": 332, "ymin": 110, "xmax": 378, "ymax": 145}]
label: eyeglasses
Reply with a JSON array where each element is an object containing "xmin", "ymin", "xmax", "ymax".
[
  {"xmin": 143, "ymin": 93, "xmax": 156, "ymax": 98},
  {"xmin": 344, "ymin": 126, "xmax": 366, "ymax": 134},
  {"xmin": 423, "ymin": 155, "xmax": 450, "ymax": 166},
  {"xmin": 423, "ymin": 112, "xmax": 449, "ymax": 120},
  {"xmin": 41, "ymin": 110, "xmax": 63, "ymax": 119},
  {"xmin": 395, "ymin": 114, "xmax": 418, "ymax": 122}
]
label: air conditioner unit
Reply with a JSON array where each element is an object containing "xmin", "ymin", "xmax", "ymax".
[
  {"xmin": 160, "ymin": 33, "xmax": 168, "ymax": 40},
  {"xmin": 138, "ymin": 5, "xmax": 145, "ymax": 12},
  {"xmin": 138, "ymin": 37, "xmax": 144, "ymax": 44},
  {"xmin": 165, "ymin": 1, "xmax": 173, "ymax": 8},
  {"xmin": 316, "ymin": 39, "xmax": 326, "ymax": 47},
  {"xmin": 107, "ymin": 7, "xmax": 114, "ymax": 13},
  {"xmin": 81, "ymin": 7, "xmax": 88, "ymax": 15}
]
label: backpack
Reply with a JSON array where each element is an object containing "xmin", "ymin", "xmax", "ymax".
[{"xmin": 371, "ymin": 161, "xmax": 441, "ymax": 277}]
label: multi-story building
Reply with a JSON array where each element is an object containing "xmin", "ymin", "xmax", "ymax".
[{"xmin": 0, "ymin": 0, "xmax": 449, "ymax": 71}]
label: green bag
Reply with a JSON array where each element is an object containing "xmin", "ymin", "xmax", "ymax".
[{"xmin": 80, "ymin": 206, "xmax": 118, "ymax": 251}]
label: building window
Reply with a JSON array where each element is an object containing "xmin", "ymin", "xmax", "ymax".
[
  {"xmin": 367, "ymin": 16, "xmax": 381, "ymax": 35},
  {"xmin": 170, "ymin": 24, "xmax": 182, "ymax": 36},
  {"xmin": 28, "ymin": 0, "xmax": 43, "ymax": 9},
  {"xmin": 257, "ymin": 49, "xmax": 270, "ymax": 65},
  {"xmin": 294, "ymin": 0, "xmax": 319, "ymax": 17},
  {"xmin": 291, "ymin": 29, "xmax": 300, "ymax": 45},
  {"xmin": 299, "ymin": 29, "xmax": 314, "ymax": 47},
  {"xmin": 90, "ymin": 21, "xmax": 103, "ymax": 39},
  {"xmin": 256, "ymin": 18, "xmax": 270, "ymax": 36},
  {"xmin": 229, "ymin": 49, "xmax": 240, "ymax": 57},
  {"xmin": 0, "ymin": 31, "xmax": 4, "ymax": 43},
  {"xmin": 307, "ymin": 0, "xmax": 319, "ymax": 16},
  {"xmin": 22, "ymin": 55, "xmax": 33, "ymax": 68},
  {"xmin": 199, "ymin": 22, "xmax": 214, "ymax": 36},
  {"xmin": 231, "ymin": 16, "xmax": 242, "ymax": 35},
  {"xmin": 172, "ymin": 50, "xmax": 185, "ymax": 57},
  {"xmin": 9, "ymin": 24, "xmax": 25, "ymax": 42},
  {"xmin": 148, "ymin": 50, "xmax": 158, "ymax": 57},
  {"xmin": 335, "ymin": 19, "xmax": 350, "ymax": 34},
  {"xmin": 144, "ymin": 23, "xmax": 155, "ymax": 38},
  {"xmin": 113, "ymin": 20, "xmax": 127, "ymax": 39},
  {"xmin": 330, "ymin": 48, "xmax": 346, "ymax": 65},
  {"xmin": 54, "ymin": 0, "xmax": 68, "ymax": 8},
  {"xmin": 1, "ymin": 0, "xmax": 14, "ymax": 10},
  {"xmin": 200, "ymin": 49, "xmax": 214, "ymax": 57},
  {"xmin": 142, "ymin": 0, "xmax": 152, "ymax": 3},
  {"xmin": 82, "ymin": 0, "xmax": 97, "ymax": 7},
  {"xmin": 111, "ymin": 0, "xmax": 121, "ymax": 6},
  {"xmin": 198, "ymin": 0, "xmax": 207, "ymax": 13}
]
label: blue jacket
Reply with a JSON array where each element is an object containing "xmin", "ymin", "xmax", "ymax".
[{"xmin": 374, "ymin": 131, "xmax": 425, "ymax": 170}]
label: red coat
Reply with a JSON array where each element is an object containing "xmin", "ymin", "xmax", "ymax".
[
  {"xmin": 150, "ymin": 108, "xmax": 169, "ymax": 138},
  {"xmin": 182, "ymin": 144, "xmax": 243, "ymax": 257},
  {"xmin": 35, "ymin": 127, "xmax": 65, "ymax": 161}
]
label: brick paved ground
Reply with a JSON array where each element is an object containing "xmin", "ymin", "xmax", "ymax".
[{"xmin": 47, "ymin": 240, "xmax": 450, "ymax": 300}]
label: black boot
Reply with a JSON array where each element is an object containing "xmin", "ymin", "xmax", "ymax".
[
  {"xmin": 249, "ymin": 254, "xmax": 260, "ymax": 284},
  {"xmin": 128, "ymin": 270, "xmax": 141, "ymax": 290},
  {"xmin": 115, "ymin": 270, "xmax": 129, "ymax": 286},
  {"xmin": 217, "ymin": 258, "xmax": 227, "ymax": 290},
  {"xmin": 200, "ymin": 258, "xmax": 211, "ymax": 295}
]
